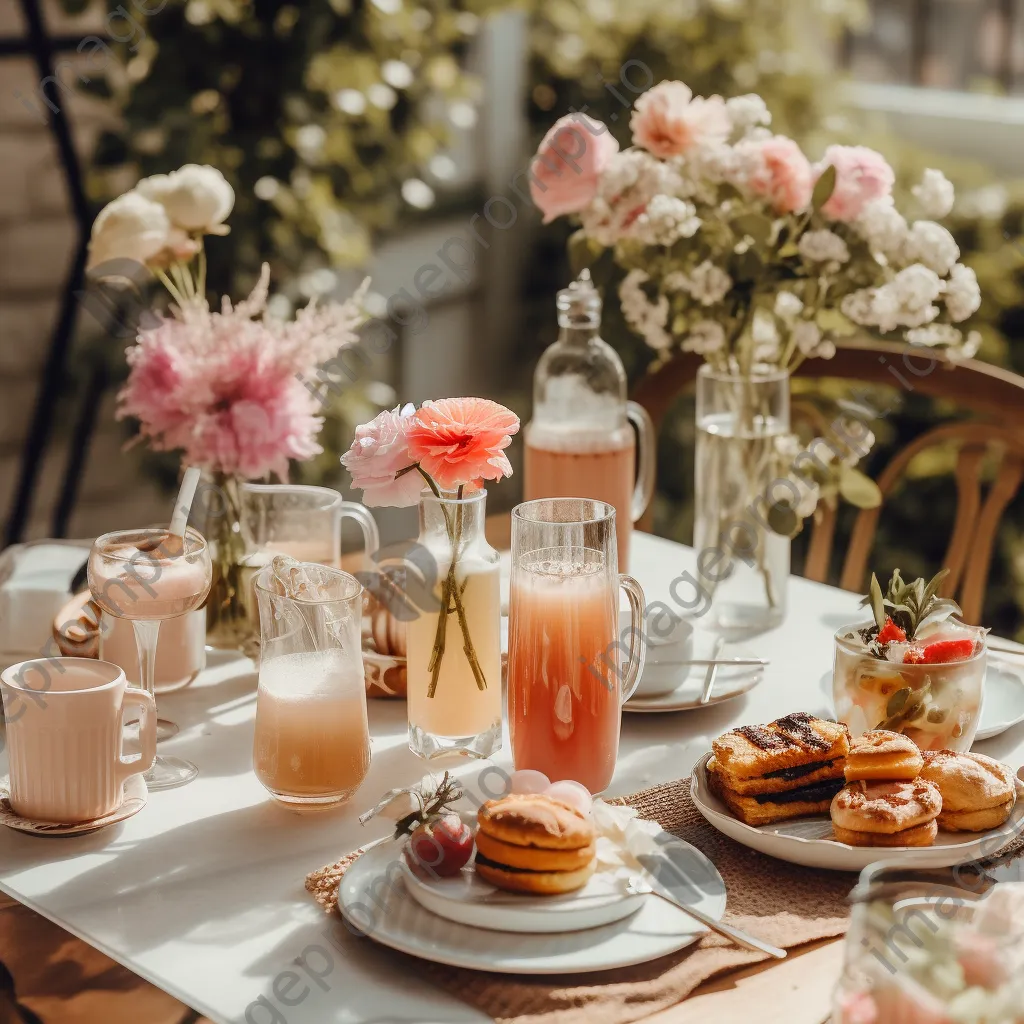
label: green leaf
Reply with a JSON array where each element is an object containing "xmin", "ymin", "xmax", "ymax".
[
  {"xmin": 766, "ymin": 500, "xmax": 800, "ymax": 538},
  {"xmin": 816, "ymin": 308, "xmax": 857, "ymax": 336},
  {"xmin": 839, "ymin": 465, "xmax": 882, "ymax": 509},
  {"xmin": 732, "ymin": 212, "xmax": 772, "ymax": 246},
  {"xmin": 811, "ymin": 164, "xmax": 837, "ymax": 213},
  {"xmin": 886, "ymin": 687, "xmax": 911, "ymax": 717},
  {"xmin": 567, "ymin": 229, "xmax": 603, "ymax": 277},
  {"xmin": 869, "ymin": 573, "xmax": 885, "ymax": 629}
]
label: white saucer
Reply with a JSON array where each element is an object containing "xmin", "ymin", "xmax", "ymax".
[
  {"xmin": 401, "ymin": 855, "xmax": 644, "ymax": 934},
  {"xmin": 624, "ymin": 634, "xmax": 763, "ymax": 713},
  {"xmin": 339, "ymin": 834, "xmax": 727, "ymax": 973},
  {"xmin": 0, "ymin": 774, "xmax": 148, "ymax": 837},
  {"xmin": 690, "ymin": 752, "xmax": 1024, "ymax": 872},
  {"xmin": 976, "ymin": 661, "xmax": 1024, "ymax": 740}
]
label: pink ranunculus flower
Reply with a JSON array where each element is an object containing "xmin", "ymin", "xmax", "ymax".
[
  {"xmin": 340, "ymin": 404, "xmax": 423, "ymax": 508},
  {"xmin": 630, "ymin": 81, "xmax": 731, "ymax": 158},
  {"xmin": 739, "ymin": 135, "xmax": 814, "ymax": 214},
  {"xmin": 530, "ymin": 114, "xmax": 619, "ymax": 224},
  {"xmin": 406, "ymin": 398, "xmax": 520, "ymax": 493},
  {"xmin": 816, "ymin": 145, "xmax": 895, "ymax": 222}
]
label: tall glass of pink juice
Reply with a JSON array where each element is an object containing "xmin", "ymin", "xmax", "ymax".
[
  {"xmin": 253, "ymin": 559, "xmax": 370, "ymax": 809},
  {"xmin": 507, "ymin": 498, "xmax": 647, "ymax": 794}
]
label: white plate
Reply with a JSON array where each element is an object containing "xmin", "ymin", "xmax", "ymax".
[
  {"xmin": 624, "ymin": 634, "xmax": 764, "ymax": 713},
  {"xmin": 976, "ymin": 662, "xmax": 1024, "ymax": 740},
  {"xmin": 400, "ymin": 855, "xmax": 644, "ymax": 934},
  {"xmin": 690, "ymin": 752, "xmax": 1024, "ymax": 872},
  {"xmin": 816, "ymin": 663, "xmax": 1024, "ymax": 743},
  {"xmin": 339, "ymin": 834, "xmax": 727, "ymax": 973}
]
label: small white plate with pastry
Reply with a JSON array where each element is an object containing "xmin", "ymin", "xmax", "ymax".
[
  {"xmin": 690, "ymin": 714, "xmax": 1024, "ymax": 872},
  {"xmin": 340, "ymin": 792, "xmax": 728, "ymax": 973}
]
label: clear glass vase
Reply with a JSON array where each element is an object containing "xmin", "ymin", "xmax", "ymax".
[
  {"xmin": 693, "ymin": 365, "xmax": 790, "ymax": 635},
  {"xmin": 406, "ymin": 488, "xmax": 502, "ymax": 760},
  {"xmin": 199, "ymin": 472, "xmax": 255, "ymax": 652}
]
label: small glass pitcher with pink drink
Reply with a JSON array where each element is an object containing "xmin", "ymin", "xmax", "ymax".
[
  {"xmin": 523, "ymin": 272, "xmax": 655, "ymax": 572},
  {"xmin": 253, "ymin": 559, "xmax": 370, "ymax": 809}
]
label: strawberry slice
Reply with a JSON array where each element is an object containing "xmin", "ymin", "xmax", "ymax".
[
  {"xmin": 904, "ymin": 638, "xmax": 977, "ymax": 665},
  {"xmin": 876, "ymin": 617, "xmax": 907, "ymax": 645},
  {"xmin": 921, "ymin": 638, "xmax": 977, "ymax": 663}
]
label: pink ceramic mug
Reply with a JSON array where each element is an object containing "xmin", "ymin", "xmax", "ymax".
[{"xmin": 0, "ymin": 657, "xmax": 156, "ymax": 822}]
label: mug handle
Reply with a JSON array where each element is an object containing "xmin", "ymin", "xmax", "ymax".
[
  {"xmin": 117, "ymin": 686, "xmax": 157, "ymax": 784},
  {"xmin": 340, "ymin": 501, "xmax": 381, "ymax": 570},
  {"xmin": 627, "ymin": 401, "xmax": 656, "ymax": 523},
  {"xmin": 618, "ymin": 574, "xmax": 648, "ymax": 704}
]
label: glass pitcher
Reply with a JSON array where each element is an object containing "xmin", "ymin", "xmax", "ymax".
[
  {"xmin": 523, "ymin": 271, "xmax": 655, "ymax": 572},
  {"xmin": 239, "ymin": 483, "xmax": 379, "ymax": 655},
  {"xmin": 253, "ymin": 560, "xmax": 370, "ymax": 810},
  {"xmin": 507, "ymin": 497, "xmax": 647, "ymax": 794}
]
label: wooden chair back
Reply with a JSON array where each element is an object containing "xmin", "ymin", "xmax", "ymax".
[{"xmin": 630, "ymin": 339, "xmax": 1024, "ymax": 623}]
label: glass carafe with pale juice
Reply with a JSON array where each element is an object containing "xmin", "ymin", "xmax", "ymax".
[
  {"xmin": 406, "ymin": 488, "xmax": 502, "ymax": 760},
  {"xmin": 253, "ymin": 559, "xmax": 370, "ymax": 809},
  {"xmin": 88, "ymin": 526, "xmax": 212, "ymax": 790},
  {"xmin": 507, "ymin": 497, "xmax": 647, "ymax": 794},
  {"xmin": 524, "ymin": 271, "xmax": 655, "ymax": 572},
  {"xmin": 238, "ymin": 484, "xmax": 379, "ymax": 655}
]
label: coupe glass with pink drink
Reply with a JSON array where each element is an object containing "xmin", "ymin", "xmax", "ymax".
[
  {"xmin": 507, "ymin": 498, "xmax": 647, "ymax": 794},
  {"xmin": 523, "ymin": 272, "xmax": 655, "ymax": 573},
  {"xmin": 88, "ymin": 526, "xmax": 212, "ymax": 790},
  {"xmin": 252, "ymin": 559, "xmax": 370, "ymax": 809}
]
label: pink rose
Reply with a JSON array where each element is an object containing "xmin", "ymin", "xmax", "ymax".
[
  {"xmin": 406, "ymin": 397, "xmax": 520, "ymax": 492},
  {"xmin": 955, "ymin": 931, "xmax": 1010, "ymax": 990},
  {"xmin": 529, "ymin": 114, "xmax": 619, "ymax": 224},
  {"xmin": 341, "ymin": 404, "xmax": 423, "ymax": 507},
  {"xmin": 873, "ymin": 975, "xmax": 953, "ymax": 1024},
  {"xmin": 816, "ymin": 145, "xmax": 895, "ymax": 222},
  {"xmin": 837, "ymin": 991, "xmax": 878, "ymax": 1024},
  {"xmin": 739, "ymin": 135, "xmax": 813, "ymax": 214},
  {"xmin": 630, "ymin": 81, "xmax": 732, "ymax": 158}
]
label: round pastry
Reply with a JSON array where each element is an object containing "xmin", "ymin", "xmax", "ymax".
[
  {"xmin": 833, "ymin": 820, "xmax": 939, "ymax": 848},
  {"xmin": 831, "ymin": 779, "xmax": 942, "ymax": 835},
  {"xmin": 844, "ymin": 730, "xmax": 924, "ymax": 782},
  {"xmin": 920, "ymin": 750, "xmax": 1015, "ymax": 812},
  {"xmin": 475, "ymin": 831, "xmax": 596, "ymax": 872},
  {"xmin": 474, "ymin": 856, "xmax": 596, "ymax": 895},
  {"xmin": 477, "ymin": 794, "xmax": 595, "ymax": 850},
  {"xmin": 939, "ymin": 801, "xmax": 1016, "ymax": 833}
]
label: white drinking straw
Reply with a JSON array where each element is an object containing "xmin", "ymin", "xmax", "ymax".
[{"xmin": 169, "ymin": 466, "xmax": 202, "ymax": 538}]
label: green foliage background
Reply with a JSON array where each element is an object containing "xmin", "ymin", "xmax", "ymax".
[{"xmin": 70, "ymin": 0, "xmax": 1024, "ymax": 634}]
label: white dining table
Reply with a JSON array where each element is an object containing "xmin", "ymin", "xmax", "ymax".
[{"xmin": 2, "ymin": 530, "xmax": 1023, "ymax": 1024}]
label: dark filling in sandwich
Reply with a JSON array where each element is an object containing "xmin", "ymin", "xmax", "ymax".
[
  {"xmin": 761, "ymin": 758, "xmax": 836, "ymax": 782},
  {"xmin": 752, "ymin": 779, "xmax": 845, "ymax": 805},
  {"xmin": 474, "ymin": 852, "xmax": 538, "ymax": 874}
]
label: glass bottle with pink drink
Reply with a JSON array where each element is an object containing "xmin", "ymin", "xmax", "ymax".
[{"xmin": 523, "ymin": 272, "xmax": 655, "ymax": 572}]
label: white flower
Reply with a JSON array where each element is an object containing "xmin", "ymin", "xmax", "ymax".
[
  {"xmin": 912, "ymin": 169, "xmax": 955, "ymax": 220},
  {"xmin": 774, "ymin": 291, "xmax": 803, "ymax": 321},
  {"xmin": 725, "ymin": 94, "xmax": 771, "ymax": 132},
  {"xmin": 87, "ymin": 192, "xmax": 173, "ymax": 270},
  {"xmin": 792, "ymin": 319, "xmax": 822, "ymax": 354},
  {"xmin": 959, "ymin": 330, "xmax": 982, "ymax": 360},
  {"xmin": 136, "ymin": 164, "xmax": 235, "ymax": 234},
  {"xmin": 673, "ymin": 260, "xmax": 732, "ymax": 305},
  {"xmin": 958, "ymin": 184, "xmax": 1008, "ymax": 221},
  {"xmin": 751, "ymin": 308, "xmax": 779, "ymax": 361},
  {"xmin": 619, "ymin": 269, "xmax": 672, "ymax": 350},
  {"xmin": 683, "ymin": 319, "xmax": 726, "ymax": 354},
  {"xmin": 906, "ymin": 324, "xmax": 963, "ymax": 348},
  {"xmin": 633, "ymin": 195, "xmax": 701, "ymax": 246},
  {"xmin": 841, "ymin": 265, "xmax": 943, "ymax": 333},
  {"xmin": 798, "ymin": 229, "xmax": 850, "ymax": 264},
  {"xmin": 944, "ymin": 263, "xmax": 981, "ymax": 323},
  {"xmin": 904, "ymin": 220, "xmax": 960, "ymax": 276},
  {"xmin": 855, "ymin": 198, "xmax": 908, "ymax": 256}
]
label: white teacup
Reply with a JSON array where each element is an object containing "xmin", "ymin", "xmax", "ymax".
[
  {"xmin": 1, "ymin": 657, "xmax": 156, "ymax": 822},
  {"xmin": 619, "ymin": 607, "xmax": 696, "ymax": 697}
]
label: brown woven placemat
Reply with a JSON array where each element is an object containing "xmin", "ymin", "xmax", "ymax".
[{"xmin": 306, "ymin": 778, "xmax": 871, "ymax": 1024}]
